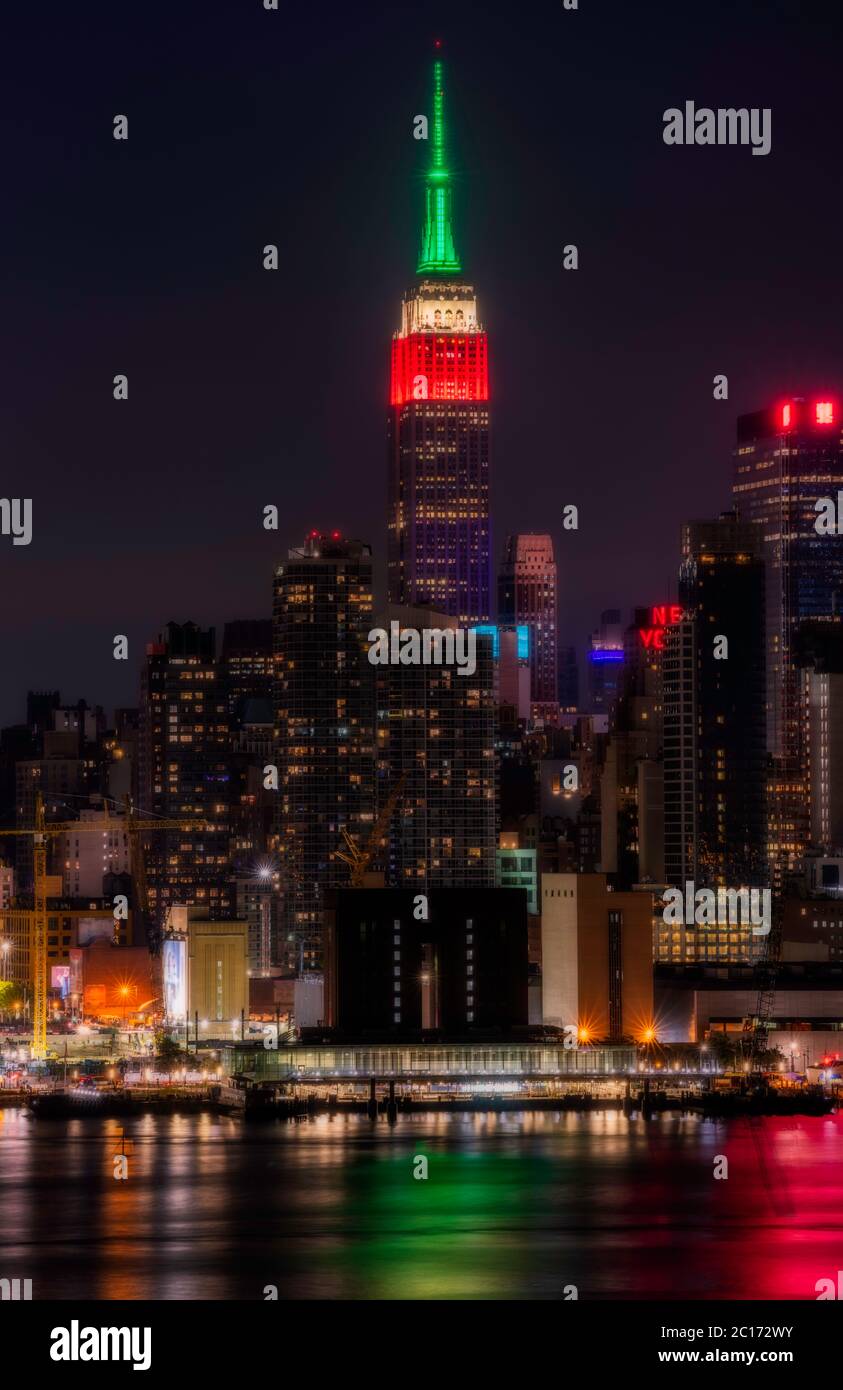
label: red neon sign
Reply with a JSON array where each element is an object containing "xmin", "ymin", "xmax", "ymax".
[{"xmin": 638, "ymin": 604, "xmax": 683, "ymax": 650}]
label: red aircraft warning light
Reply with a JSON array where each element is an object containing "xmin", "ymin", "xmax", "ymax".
[{"xmin": 816, "ymin": 400, "xmax": 835, "ymax": 425}]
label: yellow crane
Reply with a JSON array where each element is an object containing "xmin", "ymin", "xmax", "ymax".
[
  {"xmin": 337, "ymin": 774, "xmax": 407, "ymax": 888},
  {"xmin": 0, "ymin": 793, "xmax": 204, "ymax": 1060}
]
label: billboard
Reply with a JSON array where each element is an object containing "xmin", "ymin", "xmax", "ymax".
[
  {"xmin": 162, "ymin": 937, "xmax": 187, "ymax": 1025},
  {"xmin": 51, "ymin": 965, "xmax": 70, "ymax": 999},
  {"xmin": 69, "ymin": 949, "xmax": 83, "ymax": 1004}
]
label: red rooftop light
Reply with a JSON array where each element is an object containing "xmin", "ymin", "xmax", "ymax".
[{"xmin": 816, "ymin": 400, "xmax": 835, "ymax": 425}]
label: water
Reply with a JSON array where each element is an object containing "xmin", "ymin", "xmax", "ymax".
[{"xmin": 1, "ymin": 1108, "xmax": 841, "ymax": 1299}]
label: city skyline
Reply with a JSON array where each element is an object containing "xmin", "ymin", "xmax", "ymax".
[
  {"xmin": 3, "ymin": 5, "xmax": 843, "ymax": 1322},
  {"xmin": 3, "ymin": 1, "xmax": 842, "ymax": 726}
]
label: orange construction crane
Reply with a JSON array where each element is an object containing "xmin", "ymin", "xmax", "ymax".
[
  {"xmin": 336, "ymin": 774, "xmax": 407, "ymax": 888},
  {"xmin": 0, "ymin": 793, "xmax": 205, "ymax": 1060}
]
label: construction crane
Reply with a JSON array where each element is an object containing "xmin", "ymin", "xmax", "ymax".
[
  {"xmin": 336, "ymin": 774, "xmax": 407, "ymax": 888},
  {"xmin": 0, "ymin": 793, "xmax": 205, "ymax": 1060}
]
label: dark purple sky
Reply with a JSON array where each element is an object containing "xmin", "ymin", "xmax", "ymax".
[{"xmin": 2, "ymin": 0, "xmax": 842, "ymax": 725}]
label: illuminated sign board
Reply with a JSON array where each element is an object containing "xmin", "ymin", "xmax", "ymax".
[
  {"xmin": 472, "ymin": 624, "xmax": 529, "ymax": 660},
  {"xmin": 779, "ymin": 398, "xmax": 837, "ymax": 431},
  {"xmin": 638, "ymin": 604, "xmax": 683, "ymax": 651},
  {"xmin": 51, "ymin": 966, "xmax": 70, "ymax": 999},
  {"xmin": 163, "ymin": 937, "xmax": 187, "ymax": 1025}
]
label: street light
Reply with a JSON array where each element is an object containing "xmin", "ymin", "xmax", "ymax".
[{"xmin": 117, "ymin": 985, "xmax": 131, "ymax": 1028}]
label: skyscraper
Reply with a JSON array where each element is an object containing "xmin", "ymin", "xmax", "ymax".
[
  {"xmin": 498, "ymin": 534, "xmax": 559, "ymax": 717},
  {"xmin": 375, "ymin": 607, "xmax": 497, "ymax": 892},
  {"xmin": 796, "ymin": 620, "xmax": 843, "ymax": 856},
  {"xmin": 661, "ymin": 516, "xmax": 766, "ymax": 961},
  {"xmin": 733, "ymin": 396, "xmax": 843, "ymax": 758},
  {"xmin": 599, "ymin": 605, "xmax": 666, "ymax": 887},
  {"xmin": 557, "ymin": 645, "xmax": 579, "ymax": 712},
  {"xmin": 588, "ymin": 609, "xmax": 624, "ymax": 717},
  {"xmin": 138, "ymin": 622, "xmax": 233, "ymax": 929},
  {"xmin": 273, "ymin": 532, "xmax": 376, "ymax": 973},
  {"xmin": 387, "ymin": 51, "xmax": 491, "ymax": 625},
  {"xmin": 732, "ymin": 397, "xmax": 843, "ymax": 884},
  {"xmin": 220, "ymin": 620, "xmax": 274, "ymax": 722}
]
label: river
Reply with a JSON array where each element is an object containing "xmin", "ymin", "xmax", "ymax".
[{"xmin": 1, "ymin": 1108, "xmax": 840, "ymax": 1299}]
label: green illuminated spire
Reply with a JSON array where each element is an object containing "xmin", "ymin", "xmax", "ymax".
[{"xmin": 417, "ymin": 53, "xmax": 461, "ymax": 276}]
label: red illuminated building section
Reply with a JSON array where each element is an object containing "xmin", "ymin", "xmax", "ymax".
[
  {"xmin": 779, "ymin": 397, "xmax": 838, "ymax": 431},
  {"xmin": 638, "ymin": 604, "xmax": 683, "ymax": 650},
  {"xmin": 390, "ymin": 332, "xmax": 489, "ymax": 406}
]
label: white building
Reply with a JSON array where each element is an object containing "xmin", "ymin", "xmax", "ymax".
[{"xmin": 61, "ymin": 810, "xmax": 130, "ymax": 897}]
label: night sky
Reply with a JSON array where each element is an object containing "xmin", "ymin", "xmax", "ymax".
[{"xmin": 2, "ymin": 0, "xmax": 842, "ymax": 726}]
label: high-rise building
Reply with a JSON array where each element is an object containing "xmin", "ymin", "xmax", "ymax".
[
  {"xmin": 587, "ymin": 609, "xmax": 624, "ymax": 717},
  {"xmin": 472, "ymin": 622, "xmax": 530, "ymax": 718},
  {"xmin": 796, "ymin": 620, "xmax": 843, "ymax": 855},
  {"xmin": 600, "ymin": 605, "xmax": 665, "ymax": 887},
  {"xmin": 138, "ymin": 622, "xmax": 233, "ymax": 930},
  {"xmin": 220, "ymin": 620, "xmax": 274, "ymax": 722},
  {"xmin": 375, "ymin": 606, "xmax": 497, "ymax": 893},
  {"xmin": 0, "ymin": 863, "xmax": 13, "ymax": 911},
  {"xmin": 662, "ymin": 517, "xmax": 767, "ymax": 960},
  {"xmin": 557, "ymin": 645, "xmax": 579, "ymax": 712},
  {"xmin": 15, "ymin": 740, "xmax": 83, "ymax": 890},
  {"xmin": 806, "ymin": 669, "xmax": 843, "ymax": 853},
  {"xmin": 498, "ymin": 534, "xmax": 559, "ymax": 718},
  {"xmin": 733, "ymin": 397, "xmax": 843, "ymax": 883},
  {"xmin": 60, "ymin": 807, "xmax": 130, "ymax": 897},
  {"xmin": 387, "ymin": 53, "xmax": 491, "ymax": 625},
  {"xmin": 733, "ymin": 396, "xmax": 843, "ymax": 757},
  {"xmin": 273, "ymin": 533, "xmax": 376, "ymax": 973}
]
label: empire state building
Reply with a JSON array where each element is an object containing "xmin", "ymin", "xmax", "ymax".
[{"xmin": 387, "ymin": 48, "xmax": 491, "ymax": 625}]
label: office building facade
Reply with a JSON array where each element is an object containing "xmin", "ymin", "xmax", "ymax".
[
  {"xmin": 138, "ymin": 622, "xmax": 233, "ymax": 928},
  {"xmin": 273, "ymin": 533, "xmax": 376, "ymax": 973},
  {"xmin": 498, "ymin": 534, "xmax": 559, "ymax": 716}
]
